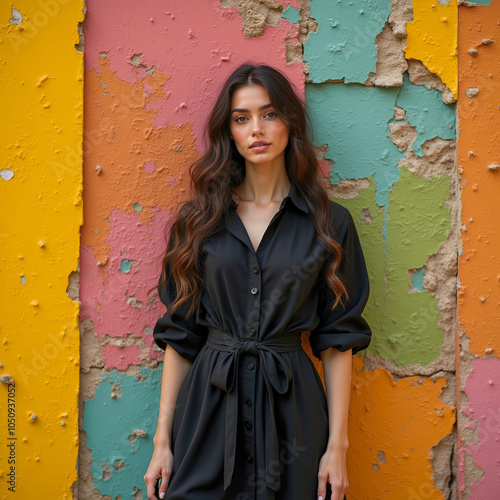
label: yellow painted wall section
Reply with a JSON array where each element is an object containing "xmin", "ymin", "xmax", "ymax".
[
  {"xmin": 347, "ymin": 357, "xmax": 455, "ymax": 499},
  {"xmin": 0, "ymin": 1, "xmax": 84, "ymax": 497},
  {"xmin": 405, "ymin": 0, "xmax": 458, "ymax": 98}
]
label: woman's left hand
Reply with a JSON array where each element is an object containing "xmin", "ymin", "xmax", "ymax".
[{"xmin": 316, "ymin": 445, "xmax": 349, "ymax": 500}]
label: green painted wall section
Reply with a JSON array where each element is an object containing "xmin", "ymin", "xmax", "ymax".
[{"xmin": 333, "ymin": 166, "xmax": 451, "ymax": 366}]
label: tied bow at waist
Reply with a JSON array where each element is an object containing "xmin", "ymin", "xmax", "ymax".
[{"xmin": 205, "ymin": 327, "xmax": 303, "ymax": 492}]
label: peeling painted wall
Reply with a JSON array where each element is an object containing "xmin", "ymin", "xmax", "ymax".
[
  {"xmin": 79, "ymin": 0, "xmax": 460, "ymax": 498},
  {"xmin": 0, "ymin": 1, "xmax": 84, "ymax": 498},
  {"xmin": 79, "ymin": 1, "xmax": 304, "ymax": 498},
  {"xmin": 2, "ymin": 0, "xmax": 499, "ymax": 498}
]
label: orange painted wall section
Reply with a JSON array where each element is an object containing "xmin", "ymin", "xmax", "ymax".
[
  {"xmin": 457, "ymin": 2, "xmax": 500, "ymax": 498},
  {"xmin": 457, "ymin": 5, "xmax": 500, "ymax": 358}
]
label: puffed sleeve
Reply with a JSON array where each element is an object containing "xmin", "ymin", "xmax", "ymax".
[
  {"xmin": 309, "ymin": 209, "xmax": 372, "ymax": 359},
  {"xmin": 152, "ymin": 235, "xmax": 208, "ymax": 361}
]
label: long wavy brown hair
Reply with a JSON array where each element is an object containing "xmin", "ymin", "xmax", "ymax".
[{"xmin": 148, "ymin": 63, "xmax": 348, "ymax": 318}]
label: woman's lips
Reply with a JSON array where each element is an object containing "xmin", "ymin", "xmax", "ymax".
[{"xmin": 250, "ymin": 141, "xmax": 270, "ymax": 152}]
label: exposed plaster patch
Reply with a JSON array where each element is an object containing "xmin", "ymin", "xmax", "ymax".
[
  {"xmin": 130, "ymin": 53, "xmax": 155, "ymax": 75},
  {"xmin": 361, "ymin": 207, "xmax": 373, "ymax": 225},
  {"xmin": 407, "ymin": 59, "xmax": 455, "ymax": 104},
  {"xmin": 110, "ymin": 382, "xmax": 122, "ymax": 399},
  {"xmin": 126, "ymin": 295, "xmax": 143, "ymax": 309},
  {"xmin": 431, "ymin": 431, "xmax": 457, "ymax": 499},
  {"xmin": 397, "ymin": 137, "xmax": 456, "ymax": 179},
  {"xmin": 370, "ymin": 21, "xmax": 408, "ymax": 87},
  {"xmin": 66, "ymin": 269, "xmax": 80, "ymax": 302},
  {"xmin": 128, "ymin": 429, "xmax": 147, "ymax": 451},
  {"xmin": 388, "ymin": 121, "xmax": 418, "ymax": 151},
  {"xmin": 76, "ymin": 428, "xmax": 108, "ymax": 500},
  {"xmin": 388, "ymin": 0, "xmax": 413, "ymax": 39},
  {"xmin": 393, "ymin": 106, "xmax": 406, "ymax": 120},
  {"xmin": 285, "ymin": 30, "xmax": 302, "ymax": 65},
  {"xmin": 9, "ymin": 8, "xmax": 23, "ymax": 25},
  {"xmin": 325, "ymin": 178, "xmax": 371, "ymax": 199},
  {"xmin": 75, "ymin": 21, "xmax": 84, "ymax": 53},
  {"xmin": 220, "ymin": 0, "xmax": 283, "ymax": 38}
]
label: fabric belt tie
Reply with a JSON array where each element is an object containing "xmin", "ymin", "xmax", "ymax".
[{"xmin": 206, "ymin": 327, "xmax": 303, "ymax": 492}]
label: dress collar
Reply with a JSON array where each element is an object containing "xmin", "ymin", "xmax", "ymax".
[{"xmin": 229, "ymin": 179, "xmax": 309, "ymax": 214}]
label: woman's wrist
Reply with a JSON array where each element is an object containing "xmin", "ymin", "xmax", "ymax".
[
  {"xmin": 153, "ymin": 431, "xmax": 171, "ymax": 448},
  {"xmin": 326, "ymin": 438, "xmax": 349, "ymax": 452}
]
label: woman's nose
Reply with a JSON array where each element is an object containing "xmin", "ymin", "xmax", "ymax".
[{"xmin": 251, "ymin": 120, "xmax": 264, "ymax": 135}]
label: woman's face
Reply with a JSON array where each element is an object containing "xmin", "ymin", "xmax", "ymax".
[{"xmin": 229, "ymin": 84, "xmax": 290, "ymax": 168}]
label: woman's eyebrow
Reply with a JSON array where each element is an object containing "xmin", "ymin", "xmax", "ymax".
[{"xmin": 231, "ymin": 103, "xmax": 273, "ymax": 113}]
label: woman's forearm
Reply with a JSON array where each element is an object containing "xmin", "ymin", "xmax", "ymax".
[
  {"xmin": 320, "ymin": 347, "xmax": 353, "ymax": 450},
  {"xmin": 153, "ymin": 344, "xmax": 193, "ymax": 448}
]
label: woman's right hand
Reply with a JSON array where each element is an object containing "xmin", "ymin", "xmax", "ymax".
[{"xmin": 144, "ymin": 443, "xmax": 174, "ymax": 500}]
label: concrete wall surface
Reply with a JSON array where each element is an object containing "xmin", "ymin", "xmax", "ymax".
[{"xmin": 0, "ymin": 0, "xmax": 498, "ymax": 498}]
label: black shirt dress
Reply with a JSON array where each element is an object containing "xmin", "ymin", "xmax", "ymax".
[{"xmin": 152, "ymin": 179, "xmax": 372, "ymax": 499}]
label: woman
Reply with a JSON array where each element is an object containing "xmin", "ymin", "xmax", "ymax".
[{"xmin": 144, "ymin": 63, "xmax": 372, "ymax": 500}]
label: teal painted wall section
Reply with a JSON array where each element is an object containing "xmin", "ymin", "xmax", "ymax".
[
  {"xmin": 304, "ymin": 0, "xmax": 392, "ymax": 83},
  {"xmin": 83, "ymin": 367, "xmax": 162, "ymax": 498},
  {"xmin": 305, "ymin": 81, "xmax": 402, "ymax": 209},
  {"xmin": 282, "ymin": 6, "xmax": 301, "ymax": 24}
]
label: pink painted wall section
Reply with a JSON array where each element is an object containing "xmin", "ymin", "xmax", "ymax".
[
  {"xmin": 461, "ymin": 358, "xmax": 500, "ymax": 496},
  {"xmin": 80, "ymin": 207, "xmax": 172, "ymax": 359},
  {"xmin": 84, "ymin": 0, "xmax": 304, "ymax": 151}
]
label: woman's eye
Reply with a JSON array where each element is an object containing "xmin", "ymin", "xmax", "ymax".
[
  {"xmin": 265, "ymin": 111, "xmax": 276, "ymax": 119},
  {"xmin": 235, "ymin": 116, "xmax": 248, "ymax": 123}
]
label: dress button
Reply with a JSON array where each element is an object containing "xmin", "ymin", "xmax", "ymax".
[
  {"xmin": 244, "ymin": 420, "xmax": 252, "ymax": 431},
  {"xmin": 251, "ymin": 287, "xmax": 258, "ymax": 295},
  {"xmin": 253, "ymin": 266, "xmax": 259, "ymax": 274},
  {"xmin": 245, "ymin": 398, "xmax": 253, "ymax": 407},
  {"xmin": 247, "ymin": 362, "xmax": 254, "ymax": 371},
  {"xmin": 246, "ymin": 453, "xmax": 254, "ymax": 463},
  {"xmin": 249, "ymin": 328, "xmax": 256, "ymax": 337}
]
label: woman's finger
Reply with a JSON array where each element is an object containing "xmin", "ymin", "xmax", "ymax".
[{"xmin": 157, "ymin": 467, "xmax": 172, "ymax": 499}]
